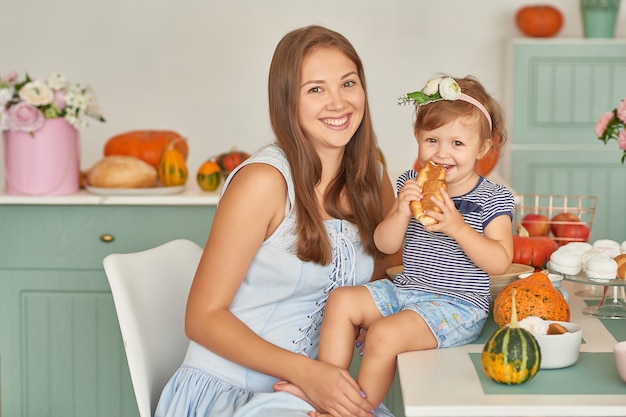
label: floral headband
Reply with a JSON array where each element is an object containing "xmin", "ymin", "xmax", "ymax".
[{"xmin": 398, "ymin": 77, "xmax": 492, "ymax": 130}]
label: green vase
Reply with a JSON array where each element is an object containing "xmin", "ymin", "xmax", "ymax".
[{"xmin": 580, "ymin": 0, "xmax": 621, "ymax": 38}]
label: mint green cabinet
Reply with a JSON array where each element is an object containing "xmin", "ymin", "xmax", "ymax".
[
  {"xmin": 0, "ymin": 203, "xmax": 215, "ymax": 417},
  {"xmin": 0, "ymin": 202, "xmax": 407, "ymax": 416},
  {"xmin": 510, "ymin": 39, "xmax": 626, "ymax": 241}
]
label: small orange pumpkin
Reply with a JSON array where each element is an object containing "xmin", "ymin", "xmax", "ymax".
[
  {"xmin": 104, "ymin": 130, "xmax": 189, "ymax": 169},
  {"xmin": 377, "ymin": 147, "xmax": 387, "ymax": 169},
  {"xmin": 158, "ymin": 139, "xmax": 188, "ymax": 186},
  {"xmin": 215, "ymin": 150, "xmax": 250, "ymax": 175},
  {"xmin": 492, "ymin": 270, "xmax": 570, "ymax": 327},
  {"xmin": 515, "ymin": 5, "xmax": 563, "ymax": 38},
  {"xmin": 513, "ymin": 225, "xmax": 559, "ymax": 270},
  {"xmin": 196, "ymin": 160, "xmax": 222, "ymax": 191}
]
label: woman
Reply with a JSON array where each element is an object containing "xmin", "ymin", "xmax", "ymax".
[{"xmin": 154, "ymin": 25, "xmax": 399, "ymax": 417}]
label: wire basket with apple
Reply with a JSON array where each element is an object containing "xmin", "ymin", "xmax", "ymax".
[{"xmin": 513, "ymin": 194, "xmax": 597, "ymax": 247}]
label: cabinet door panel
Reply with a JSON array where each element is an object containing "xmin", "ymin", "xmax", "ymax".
[
  {"xmin": 511, "ymin": 149, "xmax": 626, "ymax": 242},
  {"xmin": 512, "ymin": 41, "xmax": 626, "ymax": 146},
  {"xmin": 0, "ymin": 205, "xmax": 214, "ymax": 269},
  {"xmin": 0, "ymin": 269, "xmax": 139, "ymax": 417},
  {"xmin": 511, "ymin": 40, "xmax": 626, "ymax": 242}
]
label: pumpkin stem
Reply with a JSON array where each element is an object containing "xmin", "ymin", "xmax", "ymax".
[
  {"xmin": 510, "ymin": 288, "xmax": 519, "ymax": 328},
  {"xmin": 166, "ymin": 136, "xmax": 187, "ymax": 151}
]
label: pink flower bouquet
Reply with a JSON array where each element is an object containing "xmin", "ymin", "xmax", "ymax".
[
  {"xmin": 0, "ymin": 71, "xmax": 105, "ymax": 134},
  {"xmin": 595, "ymin": 98, "xmax": 626, "ymax": 164}
]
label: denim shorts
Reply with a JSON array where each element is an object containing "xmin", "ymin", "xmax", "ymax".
[{"xmin": 364, "ymin": 279, "xmax": 488, "ymax": 348}]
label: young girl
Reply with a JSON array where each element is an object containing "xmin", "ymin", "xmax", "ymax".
[
  {"xmin": 154, "ymin": 25, "xmax": 400, "ymax": 417},
  {"xmin": 308, "ymin": 75, "xmax": 515, "ymax": 413}
]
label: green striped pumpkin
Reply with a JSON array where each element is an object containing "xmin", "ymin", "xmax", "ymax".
[
  {"xmin": 196, "ymin": 160, "xmax": 222, "ymax": 191},
  {"xmin": 481, "ymin": 289, "xmax": 541, "ymax": 384}
]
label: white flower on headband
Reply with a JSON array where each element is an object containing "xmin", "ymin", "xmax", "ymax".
[
  {"xmin": 439, "ymin": 78, "xmax": 461, "ymax": 100},
  {"xmin": 398, "ymin": 77, "xmax": 461, "ymax": 106},
  {"xmin": 422, "ymin": 77, "xmax": 442, "ymax": 95}
]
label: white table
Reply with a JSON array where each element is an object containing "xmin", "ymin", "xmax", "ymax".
[{"xmin": 397, "ymin": 281, "xmax": 626, "ymax": 416}]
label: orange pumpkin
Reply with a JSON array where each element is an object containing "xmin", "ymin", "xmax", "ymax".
[
  {"xmin": 158, "ymin": 138, "xmax": 188, "ymax": 186},
  {"xmin": 475, "ymin": 134, "xmax": 501, "ymax": 177},
  {"xmin": 513, "ymin": 225, "xmax": 559, "ymax": 270},
  {"xmin": 215, "ymin": 150, "xmax": 250, "ymax": 175},
  {"xmin": 377, "ymin": 147, "xmax": 387, "ymax": 169},
  {"xmin": 196, "ymin": 160, "xmax": 222, "ymax": 191},
  {"xmin": 104, "ymin": 130, "xmax": 189, "ymax": 169},
  {"xmin": 515, "ymin": 5, "xmax": 563, "ymax": 38},
  {"xmin": 493, "ymin": 271, "xmax": 570, "ymax": 327}
]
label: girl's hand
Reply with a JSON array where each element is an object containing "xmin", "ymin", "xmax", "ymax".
[
  {"xmin": 423, "ymin": 188, "xmax": 467, "ymax": 236},
  {"xmin": 395, "ymin": 180, "xmax": 422, "ymax": 220},
  {"xmin": 273, "ymin": 361, "xmax": 374, "ymax": 417}
]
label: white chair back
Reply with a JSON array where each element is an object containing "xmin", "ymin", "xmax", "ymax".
[{"xmin": 103, "ymin": 239, "xmax": 203, "ymax": 417}]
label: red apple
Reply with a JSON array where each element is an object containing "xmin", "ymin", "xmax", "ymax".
[
  {"xmin": 551, "ymin": 212, "xmax": 590, "ymax": 244},
  {"xmin": 521, "ymin": 213, "xmax": 550, "ymax": 236}
]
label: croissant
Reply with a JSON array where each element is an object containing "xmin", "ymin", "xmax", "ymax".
[
  {"xmin": 410, "ymin": 161, "xmax": 447, "ymax": 226},
  {"xmin": 615, "ymin": 254, "xmax": 626, "ymax": 279}
]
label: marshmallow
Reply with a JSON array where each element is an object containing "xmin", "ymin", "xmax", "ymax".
[
  {"xmin": 518, "ymin": 316, "xmax": 550, "ymax": 336},
  {"xmin": 562, "ymin": 242, "xmax": 593, "ymax": 257},
  {"xmin": 592, "ymin": 239, "xmax": 621, "ymax": 258},
  {"xmin": 585, "ymin": 257, "xmax": 618, "ymax": 280},
  {"xmin": 549, "ymin": 248, "xmax": 583, "ymax": 275}
]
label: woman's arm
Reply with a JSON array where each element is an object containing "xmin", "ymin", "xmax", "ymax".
[{"xmin": 185, "ymin": 163, "xmax": 374, "ymax": 417}]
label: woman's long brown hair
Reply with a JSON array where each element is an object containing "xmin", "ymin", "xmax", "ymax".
[{"xmin": 268, "ymin": 25, "xmax": 384, "ymax": 265}]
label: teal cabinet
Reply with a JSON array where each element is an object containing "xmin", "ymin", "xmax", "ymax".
[
  {"xmin": 0, "ymin": 201, "xmax": 407, "ymax": 416},
  {"xmin": 510, "ymin": 39, "xmax": 626, "ymax": 241},
  {"xmin": 0, "ymin": 203, "xmax": 215, "ymax": 417}
]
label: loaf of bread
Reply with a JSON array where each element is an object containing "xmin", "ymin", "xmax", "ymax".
[
  {"xmin": 87, "ymin": 156, "xmax": 158, "ymax": 188},
  {"xmin": 410, "ymin": 161, "xmax": 447, "ymax": 226}
]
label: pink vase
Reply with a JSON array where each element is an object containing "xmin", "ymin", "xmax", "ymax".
[{"xmin": 3, "ymin": 118, "xmax": 80, "ymax": 195}]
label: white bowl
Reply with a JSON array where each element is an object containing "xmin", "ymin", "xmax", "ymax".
[
  {"xmin": 490, "ymin": 263, "xmax": 534, "ymax": 300},
  {"xmin": 533, "ymin": 321, "xmax": 582, "ymax": 369}
]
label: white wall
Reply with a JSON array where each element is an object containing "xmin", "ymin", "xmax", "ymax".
[{"xmin": 2, "ymin": 0, "xmax": 625, "ymax": 186}]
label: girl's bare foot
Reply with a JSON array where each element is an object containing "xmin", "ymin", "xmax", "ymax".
[{"xmin": 273, "ymin": 380, "xmax": 311, "ymax": 403}]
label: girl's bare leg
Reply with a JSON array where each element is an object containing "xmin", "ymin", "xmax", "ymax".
[
  {"xmin": 274, "ymin": 286, "xmax": 381, "ymax": 410},
  {"xmin": 318, "ymin": 286, "xmax": 383, "ymax": 369},
  {"xmin": 357, "ymin": 310, "xmax": 437, "ymax": 407}
]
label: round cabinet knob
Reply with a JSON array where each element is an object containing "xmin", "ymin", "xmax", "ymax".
[{"xmin": 100, "ymin": 234, "xmax": 115, "ymax": 243}]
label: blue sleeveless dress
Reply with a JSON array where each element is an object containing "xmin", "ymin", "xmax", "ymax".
[{"xmin": 155, "ymin": 144, "xmax": 394, "ymax": 417}]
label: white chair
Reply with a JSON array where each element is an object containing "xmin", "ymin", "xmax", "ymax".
[{"xmin": 103, "ymin": 238, "xmax": 203, "ymax": 417}]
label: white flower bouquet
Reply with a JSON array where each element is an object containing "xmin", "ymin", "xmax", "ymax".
[{"xmin": 0, "ymin": 71, "xmax": 105, "ymax": 134}]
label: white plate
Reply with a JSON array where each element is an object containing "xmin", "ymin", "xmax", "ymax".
[{"xmin": 86, "ymin": 185, "xmax": 185, "ymax": 196}]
